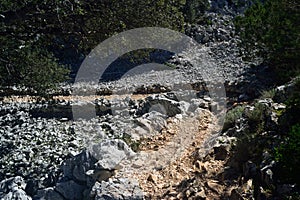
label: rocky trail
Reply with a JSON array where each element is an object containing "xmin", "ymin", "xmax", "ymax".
[
  {"xmin": 0, "ymin": 1, "xmax": 284, "ymax": 199},
  {"xmin": 0, "ymin": 92, "xmax": 227, "ymax": 200},
  {"xmin": 118, "ymin": 109, "xmax": 217, "ymax": 199}
]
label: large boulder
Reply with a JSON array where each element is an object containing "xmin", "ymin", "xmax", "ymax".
[
  {"xmin": 35, "ymin": 139, "xmax": 136, "ymax": 200},
  {"xmin": 136, "ymin": 95, "xmax": 181, "ymax": 117},
  {"xmin": 54, "ymin": 180, "xmax": 85, "ymax": 200},
  {"xmin": 132, "ymin": 111, "xmax": 167, "ymax": 138},
  {"xmin": 89, "ymin": 139, "xmax": 136, "ymax": 171},
  {"xmin": 61, "ymin": 150, "xmax": 97, "ymax": 184},
  {"xmin": 91, "ymin": 178, "xmax": 143, "ymax": 200}
]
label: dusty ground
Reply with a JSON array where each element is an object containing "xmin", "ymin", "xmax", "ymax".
[
  {"xmin": 2, "ymin": 94, "xmax": 246, "ymax": 199},
  {"xmin": 113, "ymin": 108, "xmax": 239, "ymax": 200}
]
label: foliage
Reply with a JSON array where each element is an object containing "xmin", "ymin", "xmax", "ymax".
[
  {"xmin": 283, "ymin": 193, "xmax": 300, "ymax": 200},
  {"xmin": 235, "ymin": 0, "xmax": 300, "ymax": 81},
  {"xmin": 233, "ymin": 130, "xmax": 267, "ymax": 165},
  {"xmin": 0, "ymin": 0, "xmax": 186, "ymax": 54},
  {"xmin": 1, "ymin": 0, "xmax": 205, "ymax": 94},
  {"xmin": 183, "ymin": 0, "xmax": 209, "ymax": 24},
  {"xmin": 260, "ymin": 88, "xmax": 276, "ymax": 99},
  {"xmin": 246, "ymin": 102, "xmax": 268, "ymax": 124},
  {"xmin": 286, "ymin": 78, "xmax": 300, "ymax": 115},
  {"xmin": 280, "ymin": 78, "xmax": 300, "ymax": 126},
  {"xmin": 0, "ymin": 36, "xmax": 69, "ymax": 96},
  {"xmin": 275, "ymin": 124, "xmax": 300, "ymax": 185},
  {"xmin": 223, "ymin": 105, "xmax": 246, "ymax": 131},
  {"xmin": 228, "ymin": 0, "xmax": 300, "ymax": 186},
  {"xmin": 225, "ymin": 102, "xmax": 271, "ymax": 165},
  {"xmin": 223, "ymin": 102, "xmax": 269, "ymax": 132},
  {"xmin": 119, "ymin": 133, "xmax": 141, "ymax": 152}
]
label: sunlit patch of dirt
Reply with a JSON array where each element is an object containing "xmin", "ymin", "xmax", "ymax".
[{"xmin": 115, "ymin": 109, "xmax": 232, "ymax": 199}]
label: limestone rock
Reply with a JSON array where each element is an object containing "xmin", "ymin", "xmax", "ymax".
[
  {"xmin": 0, "ymin": 176, "xmax": 31, "ymax": 200},
  {"xmin": 206, "ymin": 180, "xmax": 223, "ymax": 194},
  {"xmin": 91, "ymin": 178, "xmax": 143, "ymax": 200},
  {"xmin": 89, "ymin": 139, "xmax": 136, "ymax": 171},
  {"xmin": 61, "ymin": 150, "xmax": 97, "ymax": 184},
  {"xmin": 136, "ymin": 95, "xmax": 181, "ymax": 117}
]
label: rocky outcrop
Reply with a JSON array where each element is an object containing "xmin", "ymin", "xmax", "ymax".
[
  {"xmin": 0, "ymin": 176, "xmax": 32, "ymax": 200},
  {"xmin": 1, "ymin": 92, "xmax": 198, "ymax": 199},
  {"xmin": 34, "ymin": 139, "xmax": 138, "ymax": 200},
  {"xmin": 135, "ymin": 95, "xmax": 182, "ymax": 117},
  {"xmin": 91, "ymin": 178, "xmax": 143, "ymax": 200}
]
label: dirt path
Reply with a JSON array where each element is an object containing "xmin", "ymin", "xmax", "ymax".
[
  {"xmin": 3, "ymin": 94, "xmax": 228, "ymax": 199},
  {"xmin": 116, "ymin": 108, "xmax": 222, "ymax": 199}
]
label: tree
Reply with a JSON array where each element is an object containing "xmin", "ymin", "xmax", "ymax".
[
  {"xmin": 0, "ymin": 35, "xmax": 69, "ymax": 95},
  {"xmin": 183, "ymin": 0, "xmax": 209, "ymax": 24},
  {"xmin": 235, "ymin": 0, "xmax": 300, "ymax": 81},
  {"xmin": 0, "ymin": 0, "xmax": 191, "ymax": 93},
  {"xmin": 236, "ymin": 0, "xmax": 300, "ymax": 189}
]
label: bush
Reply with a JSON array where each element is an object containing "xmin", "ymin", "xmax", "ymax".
[
  {"xmin": 246, "ymin": 102, "xmax": 267, "ymax": 121},
  {"xmin": 183, "ymin": 0, "xmax": 210, "ymax": 24},
  {"xmin": 0, "ymin": 0, "xmax": 194, "ymax": 93},
  {"xmin": 280, "ymin": 78, "xmax": 300, "ymax": 127},
  {"xmin": 223, "ymin": 105, "xmax": 246, "ymax": 131},
  {"xmin": 0, "ymin": 0, "xmax": 212, "ymax": 94},
  {"xmin": 260, "ymin": 88, "xmax": 276, "ymax": 99},
  {"xmin": 0, "ymin": 36, "xmax": 69, "ymax": 96},
  {"xmin": 246, "ymin": 102, "xmax": 272, "ymax": 135},
  {"xmin": 119, "ymin": 133, "xmax": 142, "ymax": 152},
  {"xmin": 235, "ymin": 0, "xmax": 300, "ymax": 82},
  {"xmin": 275, "ymin": 124, "xmax": 300, "ymax": 185}
]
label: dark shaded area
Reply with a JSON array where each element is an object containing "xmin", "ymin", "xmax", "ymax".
[
  {"xmin": 29, "ymin": 104, "xmax": 112, "ymax": 120},
  {"xmin": 225, "ymin": 64, "xmax": 277, "ymax": 108},
  {"xmin": 0, "ymin": 0, "xmax": 187, "ymax": 94},
  {"xmin": 100, "ymin": 49, "xmax": 174, "ymax": 82}
]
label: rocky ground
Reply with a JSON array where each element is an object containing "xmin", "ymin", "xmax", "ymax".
[
  {"xmin": 0, "ymin": 91, "xmax": 223, "ymax": 199},
  {"xmin": 1, "ymin": 0, "xmax": 291, "ymax": 200}
]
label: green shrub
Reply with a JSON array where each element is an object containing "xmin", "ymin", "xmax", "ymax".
[
  {"xmin": 286, "ymin": 78, "xmax": 300, "ymax": 109},
  {"xmin": 183, "ymin": 0, "xmax": 209, "ymax": 24},
  {"xmin": 275, "ymin": 124, "xmax": 300, "ymax": 185},
  {"xmin": 246, "ymin": 102, "xmax": 266, "ymax": 122},
  {"xmin": 283, "ymin": 193, "xmax": 300, "ymax": 200},
  {"xmin": 235, "ymin": 0, "xmax": 300, "ymax": 82},
  {"xmin": 0, "ymin": 0, "xmax": 197, "ymax": 94},
  {"xmin": 260, "ymin": 89, "xmax": 276, "ymax": 99},
  {"xmin": 282, "ymin": 78, "xmax": 300, "ymax": 126},
  {"xmin": 119, "ymin": 133, "xmax": 141, "ymax": 152},
  {"xmin": 0, "ymin": 37, "xmax": 69, "ymax": 96},
  {"xmin": 246, "ymin": 102, "xmax": 270, "ymax": 133},
  {"xmin": 223, "ymin": 105, "xmax": 246, "ymax": 131}
]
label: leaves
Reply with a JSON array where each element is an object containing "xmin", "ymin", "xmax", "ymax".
[
  {"xmin": 275, "ymin": 124, "xmax": 300, "ymax": 184},
  {"xmin": 235, "ymin": 0, "xmax": 300, "ymax": 81},
  {"xmin": 0, "ymin": 0, "xmax": 193, "ymax": 94},
  {"xmin": 0, "ymin": 36, "xmax": 69, "ymax": 95}
]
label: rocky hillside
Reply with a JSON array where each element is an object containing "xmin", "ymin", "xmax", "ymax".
[{"xmin": 1, "ymin": 0, "xmax": 299, "ymax": 200}]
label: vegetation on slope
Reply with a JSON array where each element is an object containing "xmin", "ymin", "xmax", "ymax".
[
  {"xmin": 235, "ymin": 0, "xmax": 300, "ymax": 196},
  {"xmin": 235, "ymin": 0, "xmax": 300, "ymax": 82},
  {"xmin": 0, "ymin": 0, "xmax": 209, "ymax": 94}
]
